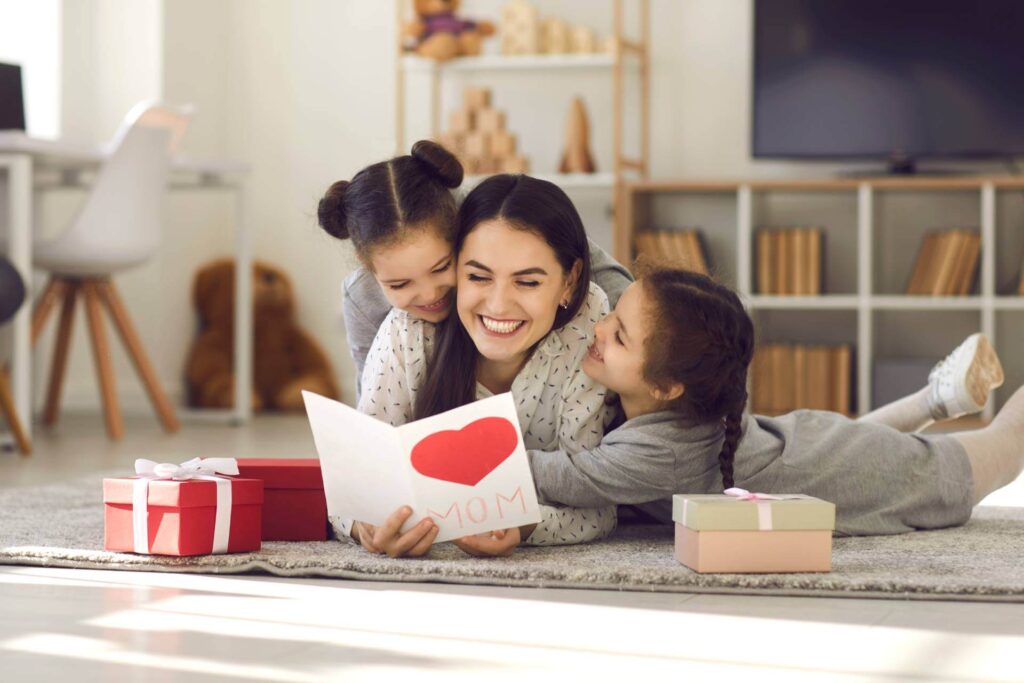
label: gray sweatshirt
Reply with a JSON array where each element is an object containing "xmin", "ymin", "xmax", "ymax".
[
  {"xmin": 342, "ymin": 239, "xmax": 633, "ymax": 401},
  {"xmin": 527, "ymin": 408, "xmax": 974, "ymax": 537}
]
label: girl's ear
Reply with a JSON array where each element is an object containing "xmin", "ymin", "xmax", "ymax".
[
  {"xmin": 649, "ymin": 382, "xmax": 685, "ymax": 403},
  {"xmin": 561, "ymin": 258, "xmax": 583, "ymax": 304}
]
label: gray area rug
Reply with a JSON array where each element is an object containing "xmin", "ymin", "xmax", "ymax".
[{"xmin": 3, "ymin": 474, "xmax": 1024, "ymax": 602}]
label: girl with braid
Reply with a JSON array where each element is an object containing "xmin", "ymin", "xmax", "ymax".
[{"xmin": 459, "ymin": 264, "xmax": 1020, "ymax": 556}]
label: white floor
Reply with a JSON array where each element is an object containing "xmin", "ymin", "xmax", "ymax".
[{"xmin": 2, "ymin": 413, "xmax": 1023, "ymax": 681}]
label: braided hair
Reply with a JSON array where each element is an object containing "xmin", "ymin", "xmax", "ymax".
[{"xmin": 639, "ymin": 265, "xmax": 755, "ymax": 490}]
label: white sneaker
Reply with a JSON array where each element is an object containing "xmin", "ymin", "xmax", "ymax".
[{"xmin": 928, "ymin": 333, "xmax": 1005, "ymax": 419}]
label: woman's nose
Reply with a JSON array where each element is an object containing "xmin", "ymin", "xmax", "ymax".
[{"xmin": 486, "ymin": 280, "xmax": 512, "ymax": 313}]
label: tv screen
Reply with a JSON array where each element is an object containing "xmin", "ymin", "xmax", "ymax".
[{"xmin": 752, "ymin": 0, "xmax": 1024, "ymax": 162}]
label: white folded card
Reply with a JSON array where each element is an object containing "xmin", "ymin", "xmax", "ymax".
[{"xmin": 301, "ymin": 390, "xmax": 541, "ymax": 543}]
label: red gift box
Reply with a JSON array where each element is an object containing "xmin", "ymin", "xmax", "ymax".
[
  {"xmin": 235, "ymin": 458, "xmax": 328, "ymax": 541},
  {"xmin": 103, "ymin": 476, "xmax": 263, "ymax": 556}
]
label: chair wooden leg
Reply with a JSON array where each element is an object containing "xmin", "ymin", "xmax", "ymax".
[
  {"xmin": 31, "ymin": 277, "xmax": 67, "ymax": 345},
  {"xmin": 0, "ymin": 367, "xmax": 32, "ymax": 455},
  {"xmin": 43, "ymin": 281, "xmax": 79, "ymax": 426},
  {"xmin": 82, "ymin": 281, "xmax": 123, "ymax": 440},
  {"xmin": 96, "ymin": 280, "xmax": 180, "ymax": 433}
]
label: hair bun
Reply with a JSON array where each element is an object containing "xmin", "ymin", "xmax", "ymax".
[
  {"xmin": 317, "ymin": 180, "xmax": 350, "ymax": 239},
  {"xmin": 411, "ymin": 139, "xmax": 464, "ymax": 189}
]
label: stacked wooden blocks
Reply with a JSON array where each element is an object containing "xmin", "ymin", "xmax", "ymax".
[
  {"xmin": 438, "ymin": 87, "xmax": 529, "ymax": 176},
  {"xmin": 501, "ymin": 0, "xmax": 615, "ymax": 56}
]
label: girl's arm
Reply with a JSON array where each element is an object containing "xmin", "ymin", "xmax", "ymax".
[
  {"xmin": 527, "ymin": 431, "xmax": 682, "ymax": 508},
  {"xmin": 342, "ymin": 268, "xmax": 391, "ymax": 403}
]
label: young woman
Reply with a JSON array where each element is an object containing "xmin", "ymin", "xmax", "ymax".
[
  {"xmin": 317, "ymin": 141, "xmax": 631, "ymax": 402},
  {"xmin": 347, "ymin": 174, "xmax": 618, "ymax": 557},
  {"xmin": 465, "ymin": 265, "xmax": 1016, "ymax": 557}
]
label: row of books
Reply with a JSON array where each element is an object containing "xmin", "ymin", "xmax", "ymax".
[
  {"xmin": 756, "ymin": 228, "xmax": 824, "ymax": 296},
  {"xmin": 750, "ymin": 344, "xmax": 852, "ymax": 416},
  {"xmin": 634, "ymin": 229, "xmax": 710, "ymax": 276},
  {"xmin": 906, "ymin": 229, "xmax": 980, "ymax": 296}
]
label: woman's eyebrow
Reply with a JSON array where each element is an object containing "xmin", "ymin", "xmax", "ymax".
[
  {"xmin": 464, "ymin": 259, "xmax": 492, "ymax": 272},
  {"xmin": 463, "ymin": 260, "xmax": 547, "ymax": 277}
]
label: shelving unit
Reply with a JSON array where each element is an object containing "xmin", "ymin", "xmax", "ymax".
[
  {"xmin": 622, "ymin": 176, "xmax": 1024, "ymax": 419},
  {"xmin": 394, "ymin": 0, "xmax": 650, "ymax": 237}
]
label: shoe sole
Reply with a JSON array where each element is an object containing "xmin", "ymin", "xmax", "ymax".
[{"xmin": 966, "ymin": 334, "xmax": 1005, "ymax": 407}]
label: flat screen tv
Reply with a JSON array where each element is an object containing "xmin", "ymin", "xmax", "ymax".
[{"xmin": 752, "ymin": 0, "xmax": 1024, "ymax": 170}]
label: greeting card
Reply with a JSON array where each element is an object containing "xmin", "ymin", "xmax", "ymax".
[{"xmin": 301, "ymin": 391, "xmax": 541, "ymax": 543}]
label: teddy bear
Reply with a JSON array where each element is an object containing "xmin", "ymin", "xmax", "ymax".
[
  {"xmin": 404, "ymin": 0, "xmax": 495, "ymax": 62},
  {"xmin": 185, "ymin": 258, "xmax": 340, "ymax": 411}
]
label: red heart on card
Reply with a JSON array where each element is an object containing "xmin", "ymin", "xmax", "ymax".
[{"xmin": 410, "ymin": 417, "xmax": 519, "ymax": 486}]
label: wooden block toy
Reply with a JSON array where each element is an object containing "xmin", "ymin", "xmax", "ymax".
[
  {"xmin": 489, "ymin": 130, "xmax": 517, "ymax": 157},
  {"xmin": 570, "ymin": 26, "xmax": 595, "ymax": 53},
  {"xmin": 448, "ymin": 108, "xmax": 474, "ymax": 135},
  {"xmin": 476, "ymin": 156, "xmax": 500, "ymax": 174},
  {"xmin": 464, "ymin": 131, "xmax": 491, "ymax": 158},
  {"xmin": 501, "ymin": 155, "xmax": 530, "ymax": 173},
  {"xmin": 501, "ymin": 0, "xmax": 540, "ymax": 55},
  {"xmin": 437, "ymin": 132, "xmax": 464, "ymax": 155},
  {"xmin": 463, "ymin": 87, "xmax": 492, "ymax": 111},
  {"xmin": 542, "ymin": 17, "xmax": 570, "ymax": 54},
  {"xmin": 476, "ymin": 108, "xmax": 506, "ymax": 133}
]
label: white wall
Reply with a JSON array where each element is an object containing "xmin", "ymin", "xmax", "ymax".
[
  {"xmin": 0, "ymin": 0, "xmax": 61, "ymax": 138},
  {"xmin": 30, "ymin": 0, "xmax": 1017, "ymax": 416}
]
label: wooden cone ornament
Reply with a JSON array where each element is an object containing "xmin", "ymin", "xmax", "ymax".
[{"xmin": 559, "ymin": 97, "xmax": 596, "ymax": 173}]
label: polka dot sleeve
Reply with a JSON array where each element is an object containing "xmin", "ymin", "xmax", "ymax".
[
  {"xmin": 522, "ymin": 285, "xmax": 618, "ymax": 546},
  {"xmin": 356, "ymin": 308, "xmax": 429, "ymax": 427}
]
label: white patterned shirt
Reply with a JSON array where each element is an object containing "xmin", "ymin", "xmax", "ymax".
[{"xmin": 351, "ymin": 282, "xmax": 617, "ymax": 546}]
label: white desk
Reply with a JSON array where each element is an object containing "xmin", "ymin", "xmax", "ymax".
[{"xmin": 0, "ymin": 132, "xmax": 253, "ymax": 437}]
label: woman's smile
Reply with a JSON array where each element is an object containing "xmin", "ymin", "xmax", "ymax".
[{"xmin": 479, "ymin": 314, "xmax": 527, "ymax": 336}]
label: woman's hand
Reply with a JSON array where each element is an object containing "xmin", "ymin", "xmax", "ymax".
[
  {"xmin": 453, "ymin": 524, "xmax": 536, "ymax": 557},
  {"xmin": 351, "ymin": 506, "xmax": 438, "ymax": 558}
]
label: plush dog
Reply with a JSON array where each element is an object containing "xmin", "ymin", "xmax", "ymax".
[
  {"xmin": 405, "ymin": 0, "xmax": 495, "ymax": 61},
  {"xmin": 185, "ymin": 259, "xmax": 340, "ymax": 411}
]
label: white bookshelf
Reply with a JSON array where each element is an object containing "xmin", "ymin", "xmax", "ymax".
[
  {"xmin": 401, "ymin": 53, "xmax": 617, "ymax": 72},
  {"xmin": 623, "ymin": 177, "xmax": 1024, "ymax": 419}
]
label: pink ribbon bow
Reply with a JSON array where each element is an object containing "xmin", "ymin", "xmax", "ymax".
[{"xmin": 723, "ymin": 487, "xmax": 784, "ymax": 502}]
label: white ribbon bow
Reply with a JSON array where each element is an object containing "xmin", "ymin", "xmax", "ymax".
[{"xmin": 132, "ymin": 457, "xmax": 239, "ymax": 554}]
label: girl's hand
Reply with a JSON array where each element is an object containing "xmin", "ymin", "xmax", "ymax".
[
  {"xmin": 454, "ymin": 524, "xmax": 535, "ymax": 557},
  {"xmin": 352, "ymin": 506, "xmax": 438, "ymax": 558}
]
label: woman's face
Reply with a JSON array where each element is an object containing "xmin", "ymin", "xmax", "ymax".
[
  {"xmin": 582, "ymin": 281, "xmax": 653, "ymax": 400},
  {"xmin": 457, "ymin": 218, "xmax": 578, "ymax": 366},
  {"xmin": 369, "ymin": 224, "xmax": 456, "ymax": 323}
]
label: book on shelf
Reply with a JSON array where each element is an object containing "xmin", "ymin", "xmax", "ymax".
[
  {"xmin": 906, "ymin": 229, "xmax": 980, "ymax": 296},
  {"xmin": 634, "ymin": 229, "xmax": 710, "ymax": 275},
  {"xmin": 755, "ymin": 227, "xmax": 825, "ymax": 296},
  {"xmin": 751, "ymin": 343, "xmax": 853, "ymax": 416}
]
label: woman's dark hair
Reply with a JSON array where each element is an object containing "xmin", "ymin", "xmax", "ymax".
[
  {"xmin": 317, "ymin": 140, "xmax": 463, "ymax": 264},
  {"xmin": 413, "ymin": 174, "xmax": 592, "ymax": 419},
  {"xmin": 638, "ymin": 265, "xmax": 755, "ymax": 490}
]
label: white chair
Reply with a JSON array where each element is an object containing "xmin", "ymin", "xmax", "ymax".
[{"xmin": 30, "ymin": 102, "xmax": 192, "ymax": 439}]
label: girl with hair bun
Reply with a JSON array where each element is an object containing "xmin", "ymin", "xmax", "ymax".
[{"xmin": 318, "ymin": 142, "xmax": 632, "ymax": 402}]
